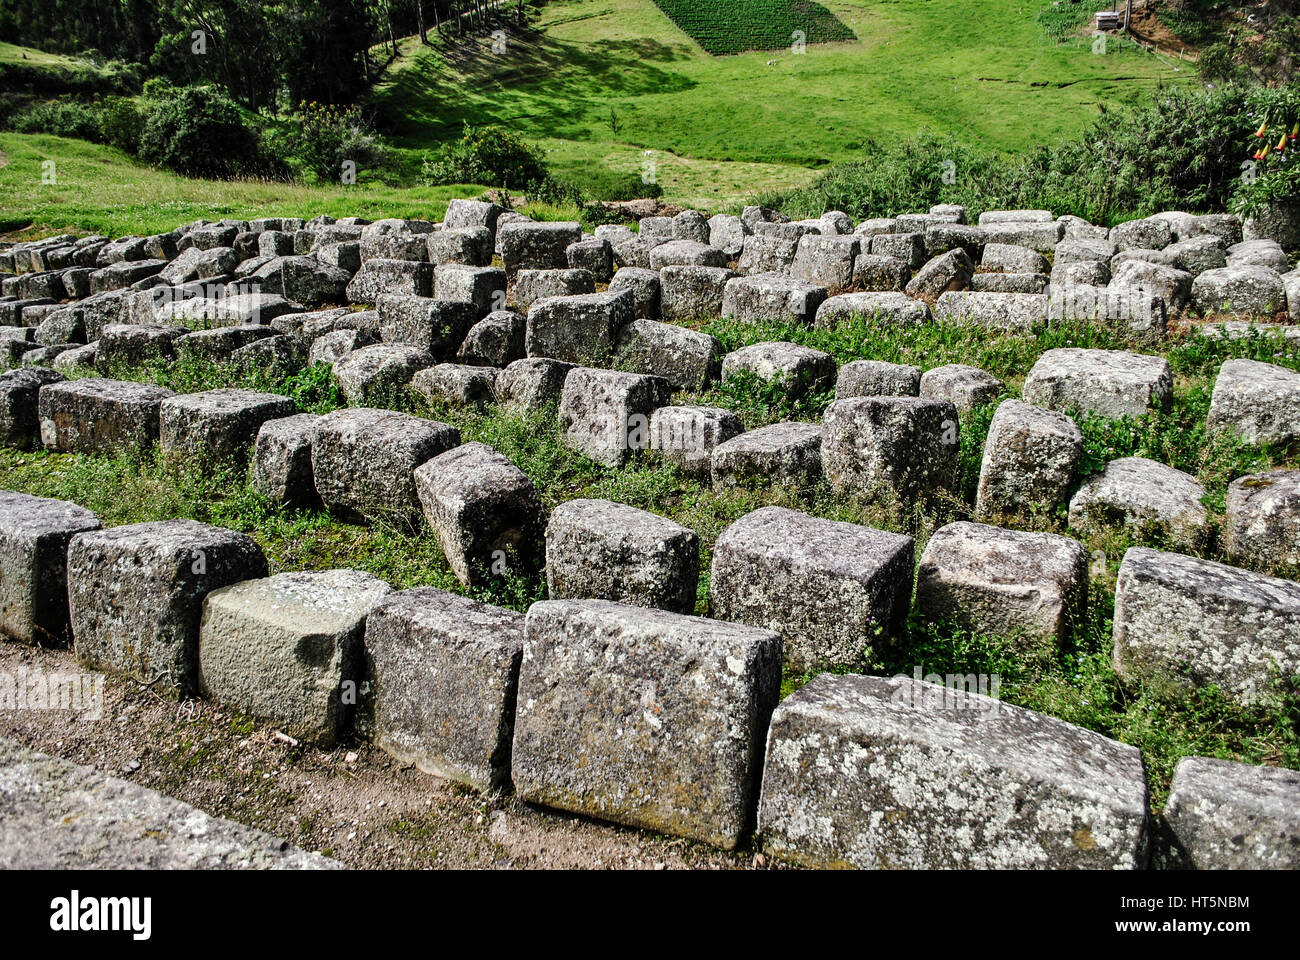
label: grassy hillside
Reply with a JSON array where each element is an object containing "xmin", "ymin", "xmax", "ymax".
[
  {"xmin": 0, "ymin": 134, "xmax": 485, "ymax": 238},
  {"xmin": 374, "ymin": 0, "xmax": 1188, "ymax": 208}
]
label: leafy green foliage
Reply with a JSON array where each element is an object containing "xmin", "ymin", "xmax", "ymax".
[
  {"xmin": 138, "ymin": 84, "xmax": 266, "ymax": 179},
  {"xmin": 9, "ymin": 99, "xmax": 103, "ymax": 140},
  {"xmin": 651, "ymin": 0, "xmax": 855, "ymax": 55},
  {"xmin": 422, "ymin": 123, "xmax": 549, "ymax": 190}
]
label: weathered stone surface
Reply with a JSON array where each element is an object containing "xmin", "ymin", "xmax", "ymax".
[
  {"xmin": 1227, "ymin": 238, "xmax": 1288, "ymax": 271},
  {"xmin": 311, "ymin": 407, "xmax": 460, "ymax": 529},
  {"xmin": 414, "ymin": 442, "xmax": 544, "ymax": 587},
  {"xmin": 979, "ymin": 209, "xmax": 1055, "ymax": 225},
  {"xmin": 363, "ymin": 587, "xmax": 523, "ymax": 791},
  {"xmin": 758, "ymin": 673, "xmax": 1149, "ymax": 869},
  {"xmin": 721, "ymin": 341, "xmax": 835, "ymax": 399},
  {"xmin": 89, "ymin": 259, "xmax": 167, "ymax": 294},
  {"xmin": 412, "ymin": 363, "xmax": 499, "ymax": 409},
  {"xmin": 721, "ymin": 273, "xmax": 828, "ymax": 324},
  {"xmin": 712, "ymin": 506, "xmax": 912, "ymax": 670},
  {"xmin": 1024, "ymin": 348, "xmax": 1173, "ymax": 420},
  {"xmin": 711, "ymin": 422, "xmax": 822, "ymax": 488},
  {"xmin": 613, "ymin": 318, "xmax": 722, "ymax": 391},
  {"xmin": 980, "ymin": 242, "xmax": 1049, "ymax": 274},
  {"xmin": 97, "ymin": 322, "xmax": 187, "ymax": 367},
  {"xmin": 376, "ymin": 295, "xmax": 478, "ymax": 359},
  {"xmin": 607, "ymin": 267, "xmax": 661, "ymax": 319},
  {"xmin": 975, "ymin": 399, "xmax": 1083, "ymax": 524},
  {"xmin": 973, "ymin": 271, "xmax": 1049, "ymax": 293},
  {"xmin": 38, "ymin": 378, "xmax": 174, "ymax": 455},
  {"xmin": 308, "ymin": 327, "xmax": 374, "ymax": 365},
  {"xmin": 905, "ymin": 249, "xmax": 974, "ymax": 299},
  {"xmin": 526, "ymin": 289, "xmax": 635, "ymax": 366},
  {"xmin": 815, "ymin": 291, "xmax": 929, "ymax": 328},
  {"xmin": 331, "ymin": 343, "xmax": 434, "ymax": 406},
  {"xmin": 1047, "ymin": 282, "xmax": 1168, "ymax": 339},
  {"xmin": 1069, "ymin": 457, "xmax": 1209, "ymax": 548},
  {"xmin": 51, "ymin": 343, "xmax": 96, "ymax": 373},
  {"xmin": 708, "ymin": 213, "xmax": 750, "ymax": 257},
  {"xmin": 566, "ymin": 238, "xmax": 614, "ymax": 284},
  {"xmin": 835, "ymin": 360, "xmax": 921, "ymax": 398},
  {"xmin": 917, "ymin": 521, "xmax": 1089, "ymax": 650},
  {"xmin": 1112, "ymin": 547, "xmax": 1300, "ymax": 705},
  {"xmin": 1167, "ymin": 235, "xmax": 1228, "ymax": 276},
  {"xmin": 649, "ymin": 239, "xmax": 728, "ymax": 272},
  {"xmin": 822, "ymin": 396, "xmax": 960, "ymax": 502},
  {"xmin": 345, "ymin": 258, "xmax": 434, "ymax": 303},
  {"xmin": 495, "ymin": 357, "xmax": 573, "ymax": 414},
  {"xmin": 457, "ymin": 310, "xmax": 524, "ymax": 367},
  {"xmin": 659, "ymin": 265, "xmax": 735, "ymax": 322},
  {"xmin": 1191, "ymin": 265, "xmax": 1287, "ymax": 316},
  {"xmin": 1111, "ymin": 259, "xmax": 1194, "ymax": 315},
  {"xmin": 1206, "ymin": 358, "xmax": 1300, "ymax": 446},
  {"xmin": 68, "ymin": 519, "xmax": 266, "ymax": 692},
  {"xmin": 252, "ymin": 413, "xmax": 321, "ymax": 507},
  {"xmin": 426, "ymin": 228, "xmax": 492, "ymax": 267},
  {"xmin": 199, "ymin": 570, "xmax": 392, "ymax": 746},
  {"xmin": 499, "ymin": 221, "xmax": 583, "ymax": 277},
  {"xmin": 1110, "ymin": 216, "xmax": 1173, "ymax": 252},
  {"xmin": 869, "ymin": 232, "xmax": 926, "ymax": 269},
  {"xmin": 260, "ymin": 257, "xmax": 350, "ymax": 307},
  {"xmin": 513, "ymin": 268, "xmax": 595, "ymax": 312},
  {"xmin": 433, "ymin": 264, "xmax": 506, "ymax": 316},
  {"xmin": 649, "ymin": 405, "xmax": 744, "ymax": 477},
  {"xmin": 558, "ymin": 366, "xmax": 671, "ymax": 467},
  {"xmin": 545, "ymin": 499, "xmax": 699, "ymax": 614},
  {"xmin": 511, "ymin": 598, "xmax": 782, "ymax": 848},
  {"xmin": 174, "ymin": 324, "xmax": 276, "ymax": 363},
  {"xmin": 1158, "ymin": 756, "xmax": 1300, "ymax": 870},
  {"xmin": 1224, "ymin": 468, "xmax": 1300, "ymax": 573},
  {"xmin": 790, "ymin": 234, "xmax": 860, "ymax": 290},
  {"xmin": 0, "ymin": 491, "xmax": 100, "ymax": 644},
  {"xmin": 980, "ymin": 219, "xmax": 1064, "ymax": 253},
  {"xmin": 0, "ymin": 368, "xmax": 63, "ymax": 450},
  {"xmin": 851, "ymin": 253, "xmax": 910, "ymax": 291},
  {"xmin": 933, "ymin": 290, "xmax": 1046, "ymax": 332},
  {"xmin": 159, "ymin": 389, "xmax": 296, "ymax": 464},
  {"xmin": 443, "ymin": 198, "xmax": 502, "ymax": 237},
  {"xmin": 919, "ymin": 363, "xmax": 1003, "ymax": 414},
  {"xmin": 0, "ymin": 739, "xmax": 339, "ymax": 869},
  {"xmin": 737, "ymin": 234, "xmax": 801, "ymax": 275}
]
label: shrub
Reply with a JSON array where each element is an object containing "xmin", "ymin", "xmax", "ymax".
[
  {"xmin": 265, "ymin": 100, "xmax": 389, "ymax": 183},
  {"xmin": 98, "ymin": 96, "xmax": 145, "ymax": 155},
  {"xmin": 138, "ymin": 85, "xmax": 261, "ymax": 179},
  {"xmin": 10, "ymin": 99, "xmax": 103, "ymax": 140},
  {"xmin": 422, "ymin": 124, "xmax": 549, "ymax": 190}
]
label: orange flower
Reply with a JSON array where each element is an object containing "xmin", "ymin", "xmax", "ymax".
[
  {"xmin": 1277, "ymin": 133, "xmax": 1289, "ymax": 152},
  {"xmin": 1255, "ymin": 121, "xmax": 1269, "ymax": 137}
]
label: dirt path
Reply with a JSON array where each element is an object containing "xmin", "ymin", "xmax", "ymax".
[{"xmin": 0, "ymin": 642, "xmax": 759, "ymax": 870}]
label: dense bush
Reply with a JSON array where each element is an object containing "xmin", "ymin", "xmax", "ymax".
[
  {"xmin": 263, "ymin": 101, "xmax": 389, "ymax": 183},
  {"xmin": 764, "ymin": 84, "xmax": 1300, "ymax": 225},
  {"xmin": 422, "ymin": 124, "xmax": 550, "ymax": 189},
  {"xmin": 10, "ymin": 99, "xmax": 104, "ymax": 141},
  {"xmin": 137, "ymin": 85, "xmax": 262, "ymax": 179},
  {"xmin": 98, "ymin": 96, "xmax": 146, "ymax": 154}
]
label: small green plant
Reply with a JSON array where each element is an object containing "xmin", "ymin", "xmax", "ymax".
[
  {"xmin": 421, "ymin": 124, "xmax": 549, "ymax": 190},
  {"xmin": 138, "ymin": 84, "xmax": 262, "ymax": 179}
]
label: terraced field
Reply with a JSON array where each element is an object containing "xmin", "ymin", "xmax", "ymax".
[{"xmin": 650, "ymin": 0, "xmax": 856, "ymax": 54}]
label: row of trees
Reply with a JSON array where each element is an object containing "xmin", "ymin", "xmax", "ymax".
[{"xmin": 0, "ymin": 0, "xmax": 531, "ymax": 110}]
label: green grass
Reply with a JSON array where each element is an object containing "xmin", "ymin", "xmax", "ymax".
[
  {"xmin": 4, "ymin": 316, "xmax": 1297, "ymax": 808},
  {"xmin": 372, "ymin": 0, "xmax": 1186, "ymax": 209},
  {"xmin": 651, "ymin": 0, "xmax": 856, "ymax": 55},
  {"xmin": 0, "ymin": 132, "xmax": 489, "ymax": 238}
]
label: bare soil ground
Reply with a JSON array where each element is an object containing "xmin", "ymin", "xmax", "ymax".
[{"xmin": 0, "ymin": 642, "xmax": 763, "ymax": 871}]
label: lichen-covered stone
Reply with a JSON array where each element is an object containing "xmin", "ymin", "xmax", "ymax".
[
  {"xmin": 821, "ymin": 396, "xmax": 960, "ymax": 502},
  {"xmin": 0, "ymin": 491, "xmax": 101, "ymax": 644},
  {"xmin": 835, "ymin": 360, "xmax": 921, "ymax": 398},
  {"xmin": 648, "ymin": 239, "xmax": 727, "ymax": 271},
  {"xmin": 363, "ymin": 587, "xmax": 523, "ymax": 791},
  {"xmin": 904, "ymin": 249, "xmax": 974, "ymax": 299},
  {"xmin": 38, "ymin": 377, "xmax": 174, "ymax": 455},
  {"xmin": 721, "ymin": 273, "xmax": 828, "ymax": 324},
  {"xmin": 0, "ymin": 368, "xmax": 64, "ymax": 450},
  {"xmin": 710, "ymin": 422, "xmax": 822, "ymax": 488},
  {"xmin": 159, "ymin": 388, "xmax": 296, "ymax": 464},
  {"xmin": 613, "ymin": 318, "xmax": 722, "ymax": 391},
  {"xmin": 649, "ymin": 405, "xmax": 744, "ymax": 477},
  {"xmin": 933, "ymin": 290, "xmax": 1047, "ymax": 332},
  {"xmin": 558, "ymin": 366, "xmax": 671, "ymax": 467},
  {"xmin": 199, "ymin": 570, "xmax": 392, "ymax": 746},
  {"xmin": 607, "ymin": 267, "xmax": 661, "ymax": 319},
  {"xmin": 495, "ymin": 357, "xmax": 574, "ymax": 414},
  {"xmin": 758, "ymin": 673, "xmax": 1149, "ymax": 869},
  {"xmin": 499, "ymin": 221, "xmax": 582, "ymax": 277},
  {"xmin": 721, "ymin": 340, "xmax": 835, "ymax": 399},
  {"xmin": 545, "ymin": 499, "xmax": 699, "ymax": 614},
  {"xmin": 414, "ymin": 441, "xmax": 544, "ymax": 587},
  {"xmin": 511, "ymin": 598, "xmax": 782, "ymax": 849},
  {"xmin": 975, "ymin": 399, "xmax": 1083, "ymax": 524},
  {"xmin": 526, "ymin": 289, "xmax": 635, "ymax": 367},
  {"xmin": 433, "ymin": 264, "xmax": 506, "ymax": 316},
  {"xmin": 815, "ymin": 291, "xmax": 929, "ymax": 328},
  {"xmin": 1224, "ymin": 468, "xmax": 1300, "ymax": 574},
  {"xmin": 1206, "ymin": 358, "xmax": 1300, "ymax": 446},
  {"xmin": 659, "ymin": 265, "xmax": 735, "ymax": 322},
  {"xmin": 1112, "ymin": 546, "xmax": 1300, "ymax": 706},
  {"xmin": 68, "ymin": 519, "xmax": 267, "ymax": 693},
  {"xmin": 1069, "ymin": 457, "xmax": 1209, "ymax": 549},
  {"xmin": 457, "ymin": 310, "xmax": 524, "ymax": 367},
  {"xmin": 916, "ymin": 521, "xmax": 1089, "ymax": 651},
  {"xmin": 790, "ymin": 234, "xmax": 860, "ymax": 290},
  {"xmin": 331, "ymin": 343, "xmax": 434, "ymax": 406},
  {"xmin": 1191, "ymin": 265, "xmax": 1287, "ymax": 317},
  {"xmin": 252, "ymin": 413, "xmax": 321, "ymax": 507},
  {"xmin": 1024, "ymin": 348, "xmax": 1173, "ymax": 420},
  {"xmin": 711, "ymin": 506, "xmax": 913, "ymax": 671},
  {"xmin": 311, "ymin": 407, "xmax": 460, "ymax": 529},
  {"xmin": 513, "ymin": 268, "xmax": 595, "ymax": 312},
  {"xmin": 345, "ymin": 258, "xmax": 434, "ymax": 303},
  {"xmin": 1158, "ymin": 756, "xmax": 1300, "ymax": 870},
  {"xmin": 919, "ymin": 363, "xmax": 1004, "ymax": 414}
]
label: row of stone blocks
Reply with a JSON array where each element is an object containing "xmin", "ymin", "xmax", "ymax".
[{"xmin": 2, "ymin": 489, "xmax": 1297, "ymax": 866}]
